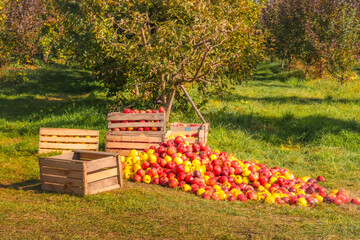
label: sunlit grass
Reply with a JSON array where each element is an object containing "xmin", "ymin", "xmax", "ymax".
[{"xmin": 0, "ymin": 62, "xmax": 360, "ymax": 239}]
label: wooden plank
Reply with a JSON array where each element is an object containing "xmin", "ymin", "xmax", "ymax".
[
  {"xmin": 87, "ymin": 176, "xmax": 119, "ymax": 192},
  {"xmin": 87, "ymin": 168, "xmax": 118, "ymax": 183},
  {"xmin": 41, "ymin": 175, "xmax": 84, "ymax": 187},
  {"xmin": 39, "ymin": 143, "xmax": 98, "ymax": 150},
  {"xmin": 105, "ymin": 134, "xmax": 163, "ymax": 142},
  {"xmin": 108, "ymin": 122, "xmax": 164, "ymax": 128},
  {"xmin": 39, "ymin": 158, "xmax": 84, "ymax": 171},
  {"xmin": 40, "ymin": 128, "xmax": 99, "ymax": 137},
  {"xmin": 86, "ymin": 156, "xmax": 117, "ymax": 173},
  {"xmin": 73, "ymin": 149, "xmax": 118, "ymax": 156},
  {"xmin": 107, "ymin": 131, "xmax": 165, "ymax": 136},
  {"xmin": 39, "ymin": 149, "xmax": 67, "ymax": 154},
  {"xmin": 116, "ymin": 155, "xmax": 123, "ymax": 187},
  {"xmin": 41, "ymin": 183, "xmax": 84, "ymax": 195},
  {"xmin": 40, "ymin": 166, "xmax": 83, "ymax": 179},
  {"xmin": 40, "ymin": 136, "xmax": 99, "ymax": 143},
  {"xmin": 88, "ymin": 184, "xmax": 120, "ymax": 195},
  {"xmin": 83, "ymin": 162, "xmax": 88, "ymax": 195},
  {"xmin": 108, "ymin": 112, "xmax": 165, "ymax": 121},
  {"xmin": 105, "ymin": 142, "xmax": 159, "ymax": 149},
  {"xmin": 105, "ymin": 149, "xmax": 130, "ymax": 156},
  {"xmin": 78, "ymin": 152, "xmax": 110, "ymax": 160}
]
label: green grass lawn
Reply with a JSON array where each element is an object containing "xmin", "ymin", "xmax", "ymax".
[{"xmin": 1, "ymin": 62, "xmax": 360, "ymax": 239}]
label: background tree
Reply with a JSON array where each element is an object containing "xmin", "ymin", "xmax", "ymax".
[
  {"xmin": 59, "ymin": 0, "xmax": 265, "ymax": 117},
  {"xmin": 261, "ymin": 0, "xmax": 360, "ymax": 81}
]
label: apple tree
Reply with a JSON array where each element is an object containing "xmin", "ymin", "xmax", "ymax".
[{"xmin": 58, "ymin": 0, "xmax": 265, "ymax": 117}]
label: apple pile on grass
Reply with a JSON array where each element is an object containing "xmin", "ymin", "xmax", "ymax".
[
  {"xmin": 121, "ymin": 136, "xmax": 360, "ymax": 206},
  {"xmin": 111, "ymin": 107, "xmax": 165, "ymax": 132}
]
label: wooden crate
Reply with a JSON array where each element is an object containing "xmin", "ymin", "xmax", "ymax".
[
  {"xmin": 108, "ymin": 112, "xmax": 166, "ymax": 134},
  {"xmin": 165, "ymin": 122, "xmax": 210, "ymax": 144},
  {"xmin": 39, "ymin": 150, "xmax": 123, "ymax": 195},
  {"xmin": 39, "ymin": 128, "xmax": 99, "ymax": 154},
  {"xmin": 105, "ymin": 132, "xmax": 164, "ymax": 156}
]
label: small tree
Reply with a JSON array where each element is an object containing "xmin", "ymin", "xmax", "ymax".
[{"xmin": 59, "ymin": 0, "xmax": 265, "ymax": 116}]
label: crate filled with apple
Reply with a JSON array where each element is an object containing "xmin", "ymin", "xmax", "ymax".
[
  {"xmin": 105, "ymin": 107, "xmax": 166, "ymax": 156},
  {"xmin": 165, "ymin": 122, "xmax": 210, "ymax": 144},
  {"xmin": 120, "ymin": 136, "xmax": 360, "ymax": 207},
  {"xmin": 38, "ymin": 128, "xmax": 99, "ymax": 154}
]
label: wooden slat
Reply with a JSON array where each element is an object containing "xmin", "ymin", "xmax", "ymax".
[
  {"xmin": 108, "ymin": 112, "xmax": 165, "ymax": 121},
  {"xmin": 38, "ymin": 149, "xmax": 66, "ymax": 154},
  {"xmin": 40, "ymin": 136, "xmax": 99, "ymax": 143},
  {"xmin": 87, "ymin": 168, "xmax": 118, "ymax": 183},
  {"xmin": 73, "ymin": 149, "xmax": 118, "ymax": 156},
  {"xmin": 41, "ymin": 183, "xmax": 84, "ymax": 195},
  {"xmin": 39, "ymin": 158, "xmax": 84, "ymax": 171},
  {"xmin": 105, "ymin": 149, "xmax": 130, "ymax": 156},
  {"xmin": 108, "ymin": 131, "xmax": 165, "ymax": 136},
  {"xmin": 87, "ymin": 176, "xmax": 119, "ymax": 192},
  {"xmin": 40, "ymin": 128, "xmax": 99, "ymax": 137},
  {"xmin": 88, "ymin": 184, "xmax": 120, "ymax": 195},
  {"xmin": 105, "ymin": 134, "xmax": 163, "ymax": 142},
  {"xmin": 39, "ymin": 143, "xmax": 98, "ymax": 150},
  {"xmin": 41, "ymin": 175, "xmax": 83, "ymax": 187},
  {"xmin": 108, "ymin": 122, "xmax": 164, "ymax": 128},
  {"xmin": 105, "ymin": 142, "xmax": 158, "ymax": 149},
  {"xmin": 116, "ymin": 155, "xmax": 123, "ymax": 187},
  {"xmin": 86, "ymin": 156, "xmax": 117, "ymax": 173},
  {"xmin": 40, "ymin": 166, "xmax": 83, "ymax": 179}
]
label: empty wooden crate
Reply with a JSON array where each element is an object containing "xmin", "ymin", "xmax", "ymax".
[
  {"xmin": 39, "ymin": 150, "xmax": 123, "ymax": 195},
  {"xmin": 39, "ymin": 128, "xmax": 99, "ymax": 154}
]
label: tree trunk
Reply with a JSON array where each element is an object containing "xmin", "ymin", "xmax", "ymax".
[
  {"xmin": 165, "ymin": 86, "xmax": 176, "ymax": 122},
  {"xmin": 281, "ymin": 59, "xmax": 285, "ymax": 68},
  {"xmin": 135, "ymin": 84, "xmax": 140, "ymax": 96},
  {"xmin": 161, "ymin": 74, "xmax": 167, "ymax": 104},
  {"xmin": 305, "ymin": 64, "xmax": 309, "ymax": 78},
  {"xmin": 42, "ymin": 46, "xmax": 52, "ymax": 64},
  {"xmin": 287, "ymin": 57, "xmax": 292, "ymax": 70}
]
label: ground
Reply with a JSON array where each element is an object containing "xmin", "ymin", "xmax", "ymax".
[{"xmin": 0, "ymin": 62, "xmax": 359, "ymax": 239}]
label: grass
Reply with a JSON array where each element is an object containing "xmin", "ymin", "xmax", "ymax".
[{"xmin": 1, "ymin": 62, "xmax": 360, "ymax": 239}]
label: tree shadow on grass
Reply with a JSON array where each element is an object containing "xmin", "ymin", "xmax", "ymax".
[
  {"xmin": 0, "ymin": 63, "xmax": 101, "ymax": 96},
  {"xmin": 208, "ymin": 109, "xmax": 360, "ymax": 146},
  {"xmin": 0, "ymin": 179, "xmax": 41, "ymax": 192}
]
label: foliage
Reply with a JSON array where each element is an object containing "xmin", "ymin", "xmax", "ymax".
[
  {"xmin": 2, "ymin": 0, "xmax": 63, "ymax": 64},
  {"xmin": 261, "ymin": 0, "xmax": 360, "ymax": 81},
  {"xmin": 59, "ymin": 0, "xmax": 265, "ymax": 107},
  {"xmin": 0, "ymin": 0, "xmax": 10, "ymax": 66}
]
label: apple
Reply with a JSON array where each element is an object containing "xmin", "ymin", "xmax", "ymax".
[
  {"xmin": 147, "ymin": 168, "xmax": 158, "ymax": 178},
  {"xmin": 237, "ymin": 194, "xmax": 247, "ymax": 202},
  {"xmin": 191, "ymin": 184, "xmax": 200, "ymax": 194},
  {"xmin": 168, "ymin": 179, "xmax": 178, "ymax": 188},
  {"xmin": 159, "ymin": 107, "xmax": 165, "ymax": 113},
  {"xmin": 152, "ymin": 177, "xmax": 160, "ymax": 184},
  {"xmin": 351, "ymin": 198, "xmax": 360, "ymax": 205},
  {"xmin": 193, "ymin": 170, "xmax": 202, "ymax": 178},
  {"xmin": 137, "ymin": 169, "xmax": 145, "ymax": 178},
  {"xmin": 184, "ymin": 175, "xmax": 194, "ymax": 184},
  {"xmin": 133, "ymin": 174, "xmax": 142, "ymax": 183},
  {"xmin": 228, "ymin": 196, "xmax": 236, "ymax": 201},
  {"xmin": 177, "ymin": 172, "xmax": 187, "ymax": 182},
  {"xmin": 142, "ymin": 161, "xmax": 150, "ymax": 170},
  {"xmin": 317, "ymin": 176, "xmax": 325, "ymax": 182},
  {"xmin": 213, "ymin": 166, "xmax": 222, "ymax": 176}
]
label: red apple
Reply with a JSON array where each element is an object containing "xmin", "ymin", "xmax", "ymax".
[
  {"xmin": 133, "ymin": 174, "xmax": 142, "ymax": 183},
  {"xmin": 159, "ymin": 107, "xmax": 165, "ymax": 113}
]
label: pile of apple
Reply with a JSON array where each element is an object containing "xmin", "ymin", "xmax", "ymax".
[
  {"xmin": 121, "ymin": 136, "xmax": 360, "ymax": 206},
  {"xmin": 111, "ymin": 107, "xmax": 165, "ymax": 132}
]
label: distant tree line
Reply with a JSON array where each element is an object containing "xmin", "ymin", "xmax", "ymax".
[
  {"xmin": 261, "ymin": 0, "xmax": 360, "ymax": 82},
  {"xmin": 0, "ymin": 0, "xmax": 359, "ymax": 102}
]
